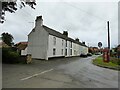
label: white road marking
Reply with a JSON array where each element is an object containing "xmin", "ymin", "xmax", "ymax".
[{"xmin": 21, "ymin": 69, "xmax": 54, "ymax": 81}]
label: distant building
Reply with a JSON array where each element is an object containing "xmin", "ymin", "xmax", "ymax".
[
  {"xmin": 88, "ymin": 47, "xmax": 99, "ymax": 54},
  {"xmin": 27, "ymin": 16, "xmax": 88, "ymax": 60},
  {"xmin": 15, "ymin": 42, "xmax": 28, "ymax": 56}
]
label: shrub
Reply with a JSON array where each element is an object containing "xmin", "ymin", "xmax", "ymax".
[
  {"xmin": 110, "ymin": 57, "xmax": 120, "ymax": 65},
  {"xmin": 2, "ymin": 47, "xmax": 20, "ymax": 63},
  {"xmin": 8, "ymin": 51, "xmax": 20, "ymax": 63}
]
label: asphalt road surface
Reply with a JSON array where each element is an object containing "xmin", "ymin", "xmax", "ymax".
[{"xmin": 2, "ymin": 55, "xmax": 118, "ymax": 88}]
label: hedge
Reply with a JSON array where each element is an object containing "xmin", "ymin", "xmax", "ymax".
[{"xmin": 2, "ymin": 47, "xmax": 20, "ymax": 63}]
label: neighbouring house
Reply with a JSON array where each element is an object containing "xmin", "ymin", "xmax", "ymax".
[
  {"xmin": 27, "ymin": 16, "xmax": 88, "ymax": 60},
  {"xmin": 15, "ymin": 42, "xmax": 28, "ymax": 56},
  {"xmin": 88, "ymin": 47, "xmax": 99, "ymax": 54}
]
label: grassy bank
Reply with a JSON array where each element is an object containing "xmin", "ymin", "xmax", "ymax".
[{"xmin": 93, "ymin": 56, "xmax": 120, "ymax": 71}]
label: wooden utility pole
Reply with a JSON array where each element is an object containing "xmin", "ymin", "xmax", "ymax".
[
  {"xmin": 107, "ymin": 21, "xmax": 110, "ymax": 49},
  {"xmin": 107, "ymin": 21, "xmax": 110, "ymax": 61}
]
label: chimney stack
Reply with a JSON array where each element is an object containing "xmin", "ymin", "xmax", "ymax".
[
  {"xmin": 75, "ymin": 38, "xmax": 79, "ymax": 42},
  {"xmin": 35, "ymin": 16, "xmax": 43, "ymax": 26},
  {"xmin": 63, "ymin": 31, "xmax": 68, "ymax": 37},
  {"xmin": 82, "ymin": 42, "xmax": 85, "ymax": 45}
]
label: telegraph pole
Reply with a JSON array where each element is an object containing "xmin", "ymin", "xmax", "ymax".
[
  {"xmin": 107, "ymin": 21, "xmax": 110, "ymax": 61},
  {"xmin": 107, "ymin": 21, "xmax": 110, "ymax": 50}
]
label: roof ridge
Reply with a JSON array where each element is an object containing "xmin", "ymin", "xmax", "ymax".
[{"xmin": 43, "ymin": 25, "xmax": 87, "ymax": 47}]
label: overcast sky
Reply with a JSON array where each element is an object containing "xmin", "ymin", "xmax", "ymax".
[{"xmin": 0, "ymin": 0, "xmax": 119, "ymax": 48}]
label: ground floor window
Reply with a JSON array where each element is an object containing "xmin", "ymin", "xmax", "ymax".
[
  {"xmin": 74, "ymin": 50, "xmax": 76, "ymax": 55},
  {"xmin": 70, "ymin": 49, "xmax": 72, "ymax": 55},
  {"xmin": 53, "ymin": 48, "xmax": 56, "ymax": 55},
  {"xmin": 65, "ymin": 49, "xmax": 67, "ymax": 56}
]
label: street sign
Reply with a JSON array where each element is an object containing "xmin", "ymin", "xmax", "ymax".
[{"xmin": 98, "ymin": 42, "xmax": 102, "ymax": 48}]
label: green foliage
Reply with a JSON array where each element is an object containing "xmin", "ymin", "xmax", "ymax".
[
  {"xmin": 2, "ymin": 47, "xmax": 20, "ymax": 63},
  {"xmin": 93, "ymin": 56, "xmax": 120, "ymax": 70},
  {"xmin": 1, "ymin": 32, "xmax": 14, "ymax": 46},
  {"xmin": 110, "ymin": 52, "xmax": 117, "ymax": 57},
  {"xmin": 110, "ymin": 57, "xmax": 120, "ymax": 65},
  {"xmin": 0, "ymin": 0, "xmax": 36, "ymax": 23}
]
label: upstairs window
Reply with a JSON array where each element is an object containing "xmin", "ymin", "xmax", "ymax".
[
  {"xmin": 62, "ymin": 40, "xmax": 64, "ymax": 46},
  {"xmin": 53, "ymin": 37, "xmax": 56, "ymax": 45},
  {"xmin": 71, "ymin": 42, "xmax": 72, "ymax": 48},
  {"xmin": 66, "ymin": 40, "xmax": 67, "ymax": 47}
]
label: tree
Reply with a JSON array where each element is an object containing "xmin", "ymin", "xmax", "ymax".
[
  {"xmin": 0, "ymin": 0, "xmax": 36, "ymax": 23},
  {"xmin": 1, "ymin": 32, "xmax": 14, "ymax": 46}
]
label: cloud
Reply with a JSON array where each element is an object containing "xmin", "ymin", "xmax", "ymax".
[{"xmin": 0, "ymin": 1, "xmax": 118, "ymax": 48}]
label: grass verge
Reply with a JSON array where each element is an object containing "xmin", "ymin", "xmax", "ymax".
[{"xmin": 93, "ymin": 56, "xmax": 120, "ymax": 71}]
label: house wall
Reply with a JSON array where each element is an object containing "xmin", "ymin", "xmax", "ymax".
[
  {"xmin": 66, "ymin": 40, "xmax": 71, "ymax": 57},
  {"xmin": 80, "ymin": 46, "xmax": 88, "ymax": 55},
  {"xmin": 48, "ymin": 35, "xmax": 83, "ymax": 58},
  {"xmin": 21, "ymin": 47, "xmax": 27, "ymax": 56},
  {"xmin": 84, "ymin": 47, "xmax": 88, "ymax": 54},
  {"xmin": 72, "ymin": 43, "xmax": 81, "ymax": 56},
  {"xmin": 48, "ymin": 35, "xmax": 65, "ymax": 58},
  {"xmin": 27, "ymin": 25, "xmax": 49, "ymax": 60}
]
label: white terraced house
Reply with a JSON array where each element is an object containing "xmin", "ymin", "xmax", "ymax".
[{"xmin": 27, "ymin": 16, "xmax": 88, "ymax": 60}]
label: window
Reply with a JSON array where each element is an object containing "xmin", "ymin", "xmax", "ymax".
[
  {"xmin": 53, "ymin": 48, "xmax": 56, "ymax": 55},
  {"xmin": 61, "ymin": 49, "xmax": 63, "ymax": 55},
  {"xmin": 70, "ymin": 49, "xmax": 72, "ymax": 55},
  {"xmin": 65, "ymin": 49, "xmax": 67, "ymax": 56},
  {"xmin": 71, "ymin": 42, "xmax": 72, "ymax": 48},
  {"xmin": 74, "ymin": 50, "xmax": 76, "ymax": 55},
  {"xmin": 62, "ymin": 40, "xmax": 64, "ymax": 46},
  {"xmin": 53, "ymin": 37, "xmax": 56, "ymax": 45},
  {"xmin": 66, "ymin": 40, "xmax": 67, "ymax": 47}
]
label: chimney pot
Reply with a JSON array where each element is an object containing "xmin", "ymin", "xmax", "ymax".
[
  {"xmin": 75, "ymin": 38, "xmax": 79, "ymax": 42},
  {"xmin": 63, "ymin": 31, "xmax": 68, "ymax": 37}
]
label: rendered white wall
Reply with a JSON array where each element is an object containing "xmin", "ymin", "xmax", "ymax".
[
  {"xmin": 48, "ymin": 35, "xmax": 65, "ymax": 58},
  {"xmin": 27, "ymin": 25, "xmax": 49, "ymax": 60},
  {"xmin": 21, "ymin": 47, "xmax": 27, "ymax": 56}
]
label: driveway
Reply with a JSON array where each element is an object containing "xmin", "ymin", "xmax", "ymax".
[{"xmin": 2, "ymin": 55, "xmax": 118, "ymax": 88}]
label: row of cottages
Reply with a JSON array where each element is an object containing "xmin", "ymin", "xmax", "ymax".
[{"xmin": 27, "ymin": 16, "xmax": 88, "ymax": 60}]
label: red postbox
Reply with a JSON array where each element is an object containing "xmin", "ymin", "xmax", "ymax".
[{"xmin": 103, "ymin": 48, "xmax": 110, "ymax": 63}]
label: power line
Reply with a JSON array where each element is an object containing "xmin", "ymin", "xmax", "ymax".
[{"xmin": 62, "ymin": 2, "xmax": 106, "ymax": 22}]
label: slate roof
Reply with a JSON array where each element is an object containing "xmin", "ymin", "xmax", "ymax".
[{"xmin": 43, "ymin": 25, "xmax": 87, "ymax": 47}]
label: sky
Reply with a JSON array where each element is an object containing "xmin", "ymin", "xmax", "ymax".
[{"xmin": 0, "ymin": 0, "xmax": 119, "ymax": 48}]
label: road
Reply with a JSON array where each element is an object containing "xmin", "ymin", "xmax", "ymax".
[{"xmin": 2, "ymin": 55, "xmax": 118, "ymax": 88}]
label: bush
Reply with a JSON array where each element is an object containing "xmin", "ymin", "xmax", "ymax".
[
  {"xmin": 110, "ymin": 57, "xmax": 120, "ymax": 65},
  {"xmin": 2, "ymin": 47, "xmax": 20, "ymax": 63},
  {"xmin": 110, "ymin": 52, "xmax": 117, "ymax": 57}
]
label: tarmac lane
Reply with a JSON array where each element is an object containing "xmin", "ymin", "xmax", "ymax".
[
  {"xmin": 2, "ymin": 55, "xmax": 118, "ymax": 88},
  {"xmin": 57, "ymin": 56, "xmax": 118, "ymax": 88}
]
